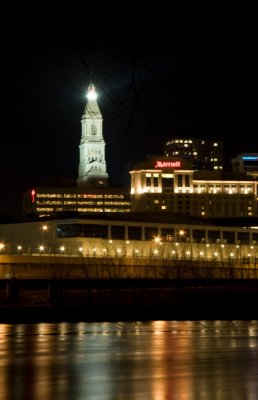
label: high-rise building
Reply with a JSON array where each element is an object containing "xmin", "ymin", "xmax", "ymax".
[
  {"xmin": 163, "ymin": 137, "xmax": 223, "ymax": 170},
  {"xmin": 77, "ymin": 84, "xmax": 109, "ymax": 188}
]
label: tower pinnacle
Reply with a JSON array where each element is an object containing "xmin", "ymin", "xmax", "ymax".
[{"xmin": 87, "ymin": 84, "xmax": 97, "ymax": 100}]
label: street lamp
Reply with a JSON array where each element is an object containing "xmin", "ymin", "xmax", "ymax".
[
  {"xmin": 42, "ymin": 224, "xmax": 48, "ymax": 231},
  {"xmin": 178, "ymin": 229, "xmax": 186, "ymax": 243},
  {"xmin": 41, "ymin": 224, "xmax": 49, "ymax": 252}
]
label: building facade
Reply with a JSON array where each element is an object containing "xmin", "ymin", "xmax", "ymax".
[
  {"xmin": 1, "ymin": 218, "xmax": 258, "ymax": 280},
  {"xmin": 23, "ymin": 187, "xmax": 131, "ymax": 217},
  {"xmin": 164, "ymin": 137, "xmax": 223, "ymax": 170},
  {"xmin": 130, "ymin": 156, "xmax": 258, "ymax": 218},
  {"xmin": 1, "ymin": 217, "xmax": 258, "ymax": 254}
]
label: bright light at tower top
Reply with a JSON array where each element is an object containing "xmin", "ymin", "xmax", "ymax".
[{"xmin": 87, "ymin": 84, "xmax": 97, "ymax": 100}]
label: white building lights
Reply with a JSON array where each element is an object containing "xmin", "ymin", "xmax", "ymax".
[
  {"xmin": 86, "ymin": 85, "xmax": 97, "ymax": 100},
  {"xmin": 129, "ymin": 156, "xmax": 258, "ymax": 217},
  {"xmin": 0, "ymin": 218, "xmax": 258, "ymax": 281},
  {"xmin": 77, "ymin": 83, "xmax": 109, "ymax": 188}
]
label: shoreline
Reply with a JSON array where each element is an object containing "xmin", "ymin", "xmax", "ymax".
[{"xmin": 1, "ymin": 280, "xmax": 258, "ymax": 323}]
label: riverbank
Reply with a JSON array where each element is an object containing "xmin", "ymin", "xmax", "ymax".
[{"xmin": 1, "ymin": 279, "xmax": 258, "ymax": 322}]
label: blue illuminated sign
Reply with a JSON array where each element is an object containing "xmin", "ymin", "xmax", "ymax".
[{"xmin": 242, "ymin": 156, "xmax": 258, "ymax": 160}]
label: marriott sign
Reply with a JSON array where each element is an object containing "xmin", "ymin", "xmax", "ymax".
[{"xmin": 155, "ymin": 161, "xmax": 181, "ymax": 168}]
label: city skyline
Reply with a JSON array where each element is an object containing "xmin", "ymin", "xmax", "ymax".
[{"xmin": 1, "ymin": 18, "xmax": 257, "ymax": 216}]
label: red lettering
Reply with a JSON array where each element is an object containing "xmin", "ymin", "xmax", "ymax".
[{"xmin": 155, "ymin": 161, "xmax": 181, "ymax": 168}]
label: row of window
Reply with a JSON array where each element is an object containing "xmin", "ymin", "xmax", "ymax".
[
  {"xmin": 56, "ymin": 223, "xmax": 258, "ymax": 244},
  {"xmin": 36, "ymin": 194, "xmax": 126, "ymax": 199},
  {"xmin": 141, "ymin": 176, "xmax": 256, "ymax": 192},
  {"xmin": 77, "ymin": 208, "xmax": 130, "ymax": 213},
  {"xmin": 193, "ymin": 185, "xmax": 254, "ymax": 193},
  {"xmin": 36, "ymin": 201, "xmax": 130, "ymax": 206},
  {"xmin": 143, "ymin": 198, "xmax": 254, "ymax": 206},
  {"xmin": 142, "ymin": 199, "xmax": 255, "ymax": 217},
  {"xmin": 35, "ymin": 207, "xmax": 131, "ymax": 213},
  {"xmin": 165, "ymin": 139, "xmax": 219, "ymax": 146}
]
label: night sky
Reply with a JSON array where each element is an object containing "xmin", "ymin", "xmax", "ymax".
[{"xmin": 1, "ymin": 14, "xmax": 257, "ymax": 216}]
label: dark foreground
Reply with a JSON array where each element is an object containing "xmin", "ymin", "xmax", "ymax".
[{"xmin": 1, "ymin": 278, "xmax": 258, "ymax": 322}]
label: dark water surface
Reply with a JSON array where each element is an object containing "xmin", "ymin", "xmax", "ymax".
[{"xmin": 0, "ymin": 321, "xmax": 258, "ymax": 399}]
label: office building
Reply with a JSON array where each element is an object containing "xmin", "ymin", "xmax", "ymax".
[
  {"xmin": 23, "ymin": 186, "xmax": 131, "ymax": 217},
  {"xmin": 231, "ymin": 153, "xmax": 258, "ymax": 179}
]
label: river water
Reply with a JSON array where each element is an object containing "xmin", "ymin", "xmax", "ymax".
[{"xmin": 0, "ymin": 320, "xmax": 257, "ymax": 399}]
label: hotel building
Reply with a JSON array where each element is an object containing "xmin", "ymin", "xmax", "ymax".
[{"xmin": 130, "ymin": 156, "xmax": 258, "ymax": 218}]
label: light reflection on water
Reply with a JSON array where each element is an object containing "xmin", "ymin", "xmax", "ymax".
[{"xmin": 0, "ymin": 320, "xmax": 258, "ymax": 400}]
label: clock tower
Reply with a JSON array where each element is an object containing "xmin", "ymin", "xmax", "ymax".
[{"xmin": 77, "ymin": 84, "xmax": 109, "ymax": 188}]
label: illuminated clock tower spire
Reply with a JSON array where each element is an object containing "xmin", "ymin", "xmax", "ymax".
[{"xmin": 77, "ymin": 84, "xmax": 109, "ymax": 188}]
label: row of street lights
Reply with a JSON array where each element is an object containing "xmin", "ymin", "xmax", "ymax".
[{"xmin": 0, "ymin": 241, "xmax": 257, "ymax": 261}]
